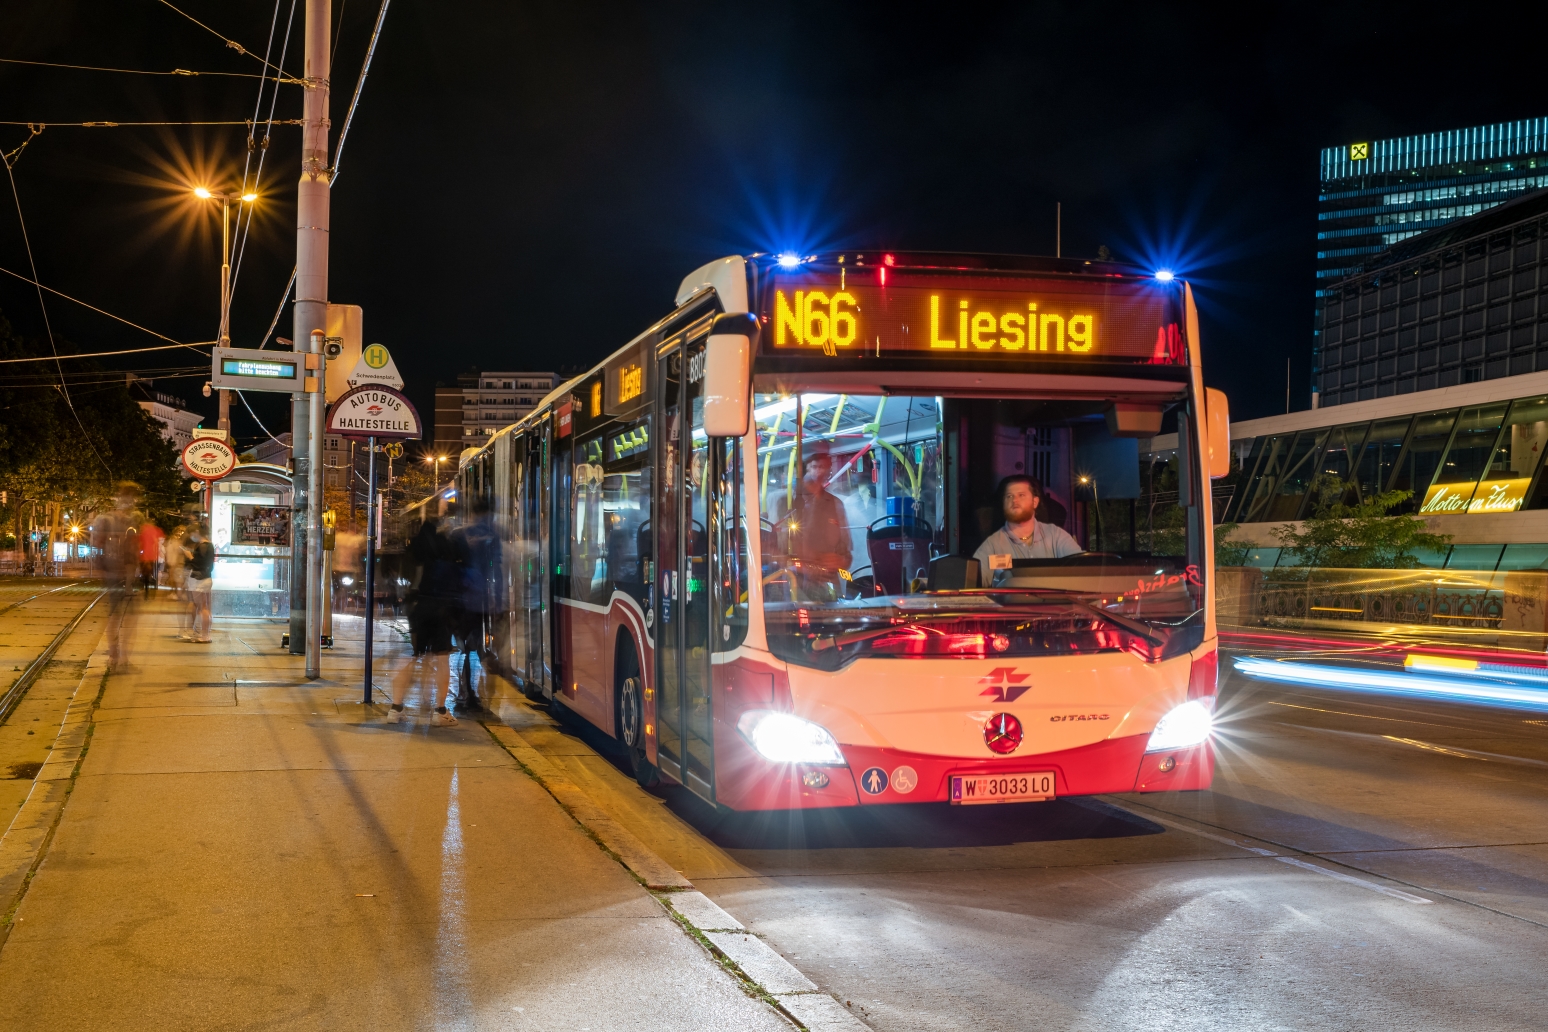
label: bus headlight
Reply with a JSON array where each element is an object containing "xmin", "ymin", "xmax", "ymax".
[
  {"xmin": 737, "ymin": 711, "xmax": 846, "ymax": 766},
  {"xmin": 1145, "ymin": 700, "xmax": 1213, "ymax": 753}
]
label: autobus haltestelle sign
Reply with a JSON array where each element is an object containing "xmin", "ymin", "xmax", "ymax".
[
  {"xmin": 181, "ymin": 438, "xmax": 237, "ymax": 481},
  {"xmin": 325, "ymin": 385, "xmax": 423, "ymax": 440}
]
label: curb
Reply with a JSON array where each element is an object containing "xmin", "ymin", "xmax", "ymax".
[
  {"xmin": 482, "ymin": 722, "xmax": 691, "ymax": 890},
  {"xmin": 480, "ymin": 719, "xmax": 869, "ymax": 1031},
  {"xmin": 0, "ymin": 641, "xmax": 110, "ymax": 946}
]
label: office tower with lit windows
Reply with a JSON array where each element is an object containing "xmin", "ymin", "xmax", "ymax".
[{"xmin": 1314, "ymin": 118, "xmax": 1548, "ymax": 401}]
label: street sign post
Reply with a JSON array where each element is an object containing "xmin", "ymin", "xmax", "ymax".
[
  {"xmin": 346, "ymin": 343, "xmax": 404, "ymax": 391},
  {"xmin": 211, "ymin": 346, "xmax": 311, "ymax": 393},
  {"xmin": 182, "ymin": 437, "xmax": 237, "ymax": 481},
  {"xmin": 181, "ymin": 436, "xmax": 237, "ymax": 526},
  {"xmin": 325, "ymin": 385, "xmax": 422, "ymax": 439},
  {"xmin": 324, "ymin": 385, "xmax": 421, "ymax": 704}
]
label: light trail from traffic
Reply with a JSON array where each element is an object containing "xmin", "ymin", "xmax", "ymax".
[{"xmin": 1232, "ymin": 655, "xmax": 1548, "ymax": 712}]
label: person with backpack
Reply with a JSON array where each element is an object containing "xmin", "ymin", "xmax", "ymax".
[{"xmin": 387, "ymin": 517, "xmax": 460, "ymax": 726}]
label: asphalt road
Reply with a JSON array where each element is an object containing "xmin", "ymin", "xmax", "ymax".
[{"xmin": 519, "ymin": 641, "xmax": 1548, "ymax": 1031}]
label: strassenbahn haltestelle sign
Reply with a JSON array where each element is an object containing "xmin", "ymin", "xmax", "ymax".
[{"xmin": 325, "ymin": 385, "xmax": 423, "ymax": 440}]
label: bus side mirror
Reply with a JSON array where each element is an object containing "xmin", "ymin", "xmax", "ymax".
[
  {"xmin": 1205, "ymin": 387, "xmax": 1230, "ymax": 479},
  {"xmin": 703, "ymin": 313, "xmax": 756, "ymax": 437}
]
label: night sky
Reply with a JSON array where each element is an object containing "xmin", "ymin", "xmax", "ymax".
[{"xmin": 2, "ymin": 1, "xmax": 1542, "ymax": 448}]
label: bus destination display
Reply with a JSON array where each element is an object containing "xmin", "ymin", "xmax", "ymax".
[{"xmin": 764, "ymin": 276, "xmax": 1183, "ymax": 364}]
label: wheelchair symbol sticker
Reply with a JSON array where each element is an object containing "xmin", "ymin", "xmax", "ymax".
[{"xmin": 860, "ymin": 767, "xmax": 889, "ymax": 795}]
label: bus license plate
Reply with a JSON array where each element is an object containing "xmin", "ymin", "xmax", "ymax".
[{"xmin": 950, "ymin": 772, "xmax": 1055, "ymax": 805}]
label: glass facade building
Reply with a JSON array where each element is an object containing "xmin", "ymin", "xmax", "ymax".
[
  {"xmin": 1316, "ymin": 189, "xmax": 1548, "ymax": 404},
  {"xmin": 1224, "ymin": 391, "xmax": 1548, "ymax": 527},
  {"xmin": 1315, "ymin": 118, "xmax": 1548, "ymax": 396}
]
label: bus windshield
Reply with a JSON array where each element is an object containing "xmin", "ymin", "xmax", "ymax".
[{"xmin": 753, "ymin": 392, "xmax": 1205, "ymax": 670}]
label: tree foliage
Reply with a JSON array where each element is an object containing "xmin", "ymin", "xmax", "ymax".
[
  {"xmin": 0, "ymin": 313, "xmax": 186, "ymax": 534},
  {"xmin": 1272, "ymin": 475, "xmax": 1452, "ymax": 569}
]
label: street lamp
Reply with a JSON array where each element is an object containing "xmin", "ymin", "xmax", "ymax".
[
  {"xmin": 193, "ymin": 185, "xmax": 257, "ymax": 432},
  {"xmin": 426, "ymin": 454, "xmax": 448, "ymax": 493}
]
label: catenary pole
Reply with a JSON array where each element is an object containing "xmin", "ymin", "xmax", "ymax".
[
  {"xmin": 306, "ymin": 329, "xmax": 326, "ymax": 677},
  {"xmin": 217, "ymin": 194, "xmax": 232, "ymax": 432},
  {"xmin": 363, "ymin": 436, "xmax": 377, "ymax": 703},
  {"xmin": 290, "ymin": 0, "xmax": 330, "ymax": 655}
]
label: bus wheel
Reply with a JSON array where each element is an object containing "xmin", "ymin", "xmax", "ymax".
[{"xmin": 617, "ymin": 669, "xmax": 658, "ymax": 788}]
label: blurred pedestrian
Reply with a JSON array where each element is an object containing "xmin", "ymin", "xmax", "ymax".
[
  {"xmin": 388, "ymin": 517, "xmax": 459, "ymax": 726},
  {"xmin": 185, "ymin": 522, "xmax": 214, "ymax": 644},
  {"xmin": 93, "ymin": 483, "xmax": 141, "ymax": 671},
  {"xmin": 449, "ymin": 498, "xmax": 502, "ymax": 712},
  {"xmin": 137, "ymin": 516, "xmax": 165, "ymax": 599},
  {"xmin": 164, "ymin": 524, "xmax": 192, "ymax": 637}
]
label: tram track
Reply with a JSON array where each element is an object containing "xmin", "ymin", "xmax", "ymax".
[
  {"xmin": 0, "ymin": 583, "xmax": 71, "ymax": 617},
  {"xmin": 0, "ymin": 587, "xmax": 106, "ymax": 727}
]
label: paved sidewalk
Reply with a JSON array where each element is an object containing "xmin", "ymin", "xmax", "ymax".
[{"xmin": 0, "ymin": 602, "xmax": 792, "ymax": 1031}]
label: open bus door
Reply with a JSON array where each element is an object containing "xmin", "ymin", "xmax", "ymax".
[{"xmin": 653, "ymin": 334, "xmax": 715, "ymax": 801}]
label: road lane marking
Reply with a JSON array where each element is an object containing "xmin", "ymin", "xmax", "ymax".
[
  {"xmin": 1136, "ymin": 810, "xmax": 1434, "ymax": 904},
  {"xmin": 1275, "ymin": 721, "xmax": 1548, "ymax": 767},
  {"xmin": 1265, "ymin": 699, "xmax": 1509, "ymax": 735},
  {"xmin": 1271, "ymin": 856, "xmax": 1433, "ymax": 904}
]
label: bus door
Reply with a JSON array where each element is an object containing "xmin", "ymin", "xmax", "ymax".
[
  {"xmin": 653, "ymin": 334, "xmax": 715, "ymax": 800},
  {"xmin": 517, "ymin": 427, "xmax": 551, "ymax": 696}
]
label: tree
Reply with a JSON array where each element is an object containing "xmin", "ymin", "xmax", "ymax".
[
  {"xmin": 1273, "ymin": 475, "xmax": 1452, "ymax": 569},
  {"xmin": 0, "ymin": 312, "xmax": 185, "ymax": 539}
]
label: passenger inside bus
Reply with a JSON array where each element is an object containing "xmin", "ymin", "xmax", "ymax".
[{"xmin": 786, "ymin": 441, "xmax": 852, "ymax": 583}]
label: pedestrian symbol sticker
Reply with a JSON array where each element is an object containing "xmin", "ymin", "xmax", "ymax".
[
  {"xmin": 860, "ymin": 767, "xmax": 888, "ymax": 795},
  {"xmin": 890, "ymin": 765, "xmax": 918, "ymax": 794}
]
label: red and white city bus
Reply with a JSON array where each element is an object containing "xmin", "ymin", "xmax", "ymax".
[{"xmin": 455, "ymin": 252, "xmax": 1230, "ymax": 810}]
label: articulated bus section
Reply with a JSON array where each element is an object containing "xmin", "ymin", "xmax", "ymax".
[{"xmin": 454, "ymin": 252, "xmax": 1231, "ymax": 811}]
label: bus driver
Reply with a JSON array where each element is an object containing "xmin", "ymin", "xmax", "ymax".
[{"xmin": 975, "ymin": 475, "xmax": 1082, "ymax": 585}]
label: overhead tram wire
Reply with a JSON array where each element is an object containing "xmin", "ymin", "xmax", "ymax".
[
  {"xmin": 330, "ymin": 0, "xmax": 392, "ymax": 187},
  {"xmin": 257, "ymin": 267, "xmax": 297, "ymax": 350},
  {"xmin": 0, "ymin": 344, "xmax": 212, "ymax": 364},
  {"xmin": 2, "ymin": 144, "xmax": 110, "ymax": 476},
  {"xmin": 229, "ymin": 0, "xmax": 299, "ymax": 313},
  {"xmin": 153, "ymin": 0, "xmax": 294, "ymax": 80},
  {"xmin": 0, "ymin": 57, "xmax": 300, "ymax": 83},
  {"xmin": 0, "ymin": 264, "xmax": 213, "ymax": 353},
  {"xmin": 249, "ymin": 0, "xmax": 388, "ymax": 350},
  {"xmin": 0, "ymin": 119, "xmax": 303, "ymax": 128}
]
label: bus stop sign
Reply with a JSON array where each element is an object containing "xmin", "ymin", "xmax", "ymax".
[{"xmin": 325, "ymin": 385, "xmax": 422, "ymax": 440}]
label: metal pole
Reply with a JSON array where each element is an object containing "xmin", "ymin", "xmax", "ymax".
[
  {"xmin": 218, "ymin": 195, "xmax": 233, "ymax": 432},
  {"xmin": 290, "ymin": 0, "xmax": 331, "ymax": 655},
  {"xmin": 363, "ymin": 436, "xmax": 377, "ymax": 703},
  {"xmin": 306, "ymin": 329, "xmax": 326, "ymax": 678}
]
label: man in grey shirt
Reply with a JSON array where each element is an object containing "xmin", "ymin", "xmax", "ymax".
[{"xmin": 974, "ymin": 475, "xmax": 1083, "ymax": 585}]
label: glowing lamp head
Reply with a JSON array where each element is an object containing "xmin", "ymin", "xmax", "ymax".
[
  {"xmin": 777, "ymin": 253, "xmax": 801, "ymax": 269},
  {"xmin": 193, "ymin": 187, "xmax": 212, "ymax": 199},
  {"xmin": 241, "ymin": 192, "xmax": 257, "ymax": 203},
  {"xmin": 1154, "ymin": 269, "xmax": 1175, "ymax": 283}
]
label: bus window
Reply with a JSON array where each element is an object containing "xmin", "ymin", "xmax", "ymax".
[
  {"xmin": 570, "ymin": 435, "xmax": 609, "ymax": 604},
  {"xmin": 755, "ymin": 393, "xmax": 944, "ymax": 602},
  {"xmin": 715, "ymin": 436, "xmax": 749, "ymax": 650},
  {"xmin": 604, "ymin": 418, "xmax": 651, "ymax": 603}
]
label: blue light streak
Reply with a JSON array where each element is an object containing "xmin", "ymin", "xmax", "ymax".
[{"xmin": 1234, "ymin": 656, "xmax": 1548, "ymax": 712}]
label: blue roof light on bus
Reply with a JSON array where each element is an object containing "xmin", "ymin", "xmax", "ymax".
[
  {"xmin": 1154, "ymin": 269, "xmax": 1175, "ymax": 282},
  {"xmin": 777, "ymin": 253, "xmax": 802, "ymax": 269}
]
